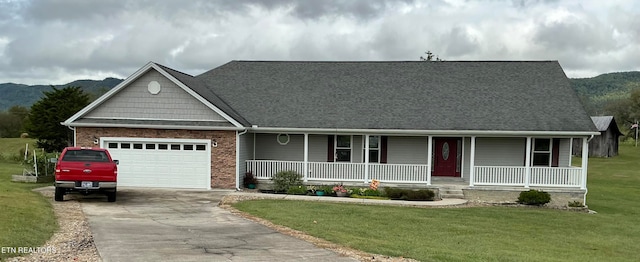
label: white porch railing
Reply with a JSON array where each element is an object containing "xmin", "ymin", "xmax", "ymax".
[
  {"xmin": 246, "ymin": 160, "xmax": 429, "ymax": 183},
  {"xmin": 474, "ymin": 166, "xmax": 582, "ymax": 188},
  {"xmin": 247, "ymin": 160, "xmax": 305, "ymax": 179},
  {"xmin": 246, "ymin": 161, "xmax": 583, "ymax": 188},
  {"xmin": 369, "ymin": 163, "xmax": 429, "ymax": 183}
]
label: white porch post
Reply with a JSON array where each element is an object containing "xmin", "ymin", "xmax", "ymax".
[
  {"xmin": 525, "ymin": 137, "xmax": 532, "ymax": 188},
  {"xmin": 364, "ymin": 134, "xmax": 370, "ymax": 183},
  {"xmin": 581, "ymin": 137, "xmax": 589, "ymax": 190},
  {"xmin": 469, "ymin": 136, "xmax": 476, "ymax": 187},
  {"xmin": 303, "ymin": 133, "xmax": 309, "ymax": 182},
  {"xmin": 426, "ymin": 136, "xmax": 433, "ymax": 186}
]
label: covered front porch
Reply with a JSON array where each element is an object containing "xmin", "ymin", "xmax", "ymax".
[{"xmin": 243, "ymin": 134, "xmax": 590, "ymax": 190}]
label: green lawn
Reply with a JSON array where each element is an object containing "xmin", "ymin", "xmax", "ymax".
[
  {"xmin": 0, "ymin": 138, "xmax": 57, "ymax": 260},
  {"xmin": 234, "ymin": 143, "xmax": 640, "ymax": 262}
]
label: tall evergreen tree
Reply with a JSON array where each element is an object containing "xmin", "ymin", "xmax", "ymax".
[{"xmin": 26, "ymin": 86, "xmax": 90, "ymax": 152}]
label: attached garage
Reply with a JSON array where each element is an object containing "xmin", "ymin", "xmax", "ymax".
[{"xmin": 101, "ymin": 138, "xmax": 211, "ymax": 189}]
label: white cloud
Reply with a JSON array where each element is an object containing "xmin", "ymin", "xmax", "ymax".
[{"xmin": 0, "ymin": 0, "xmax": 638, "ymax": 84}]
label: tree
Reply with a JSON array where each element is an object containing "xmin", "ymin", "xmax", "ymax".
[
  {"xmin": 419, "ymin": 50, "xmax": 443, "ymax": 61},
  {"xmin": 25, "ymin": 86, "xmax": 90, "ymax": 152},
  {"xmin": 605, "ymin": 88, "xmax": 640, "ymax": 138},
  {"xmin": 0, "ymin": 106, "xmax": 30, "ymax": 138}
]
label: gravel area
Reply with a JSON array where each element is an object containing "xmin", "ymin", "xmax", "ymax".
[{"xmin": 7, "ymin": 189, "xmax": 101, "ymax": 262}]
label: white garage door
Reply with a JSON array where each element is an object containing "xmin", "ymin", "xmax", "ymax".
[{"xmin": 102, "ymin": 138, "xmax": 211, "ymax": 189}]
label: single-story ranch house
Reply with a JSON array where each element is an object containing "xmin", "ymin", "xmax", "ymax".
[{"xmin": 62, "ymin": 60, "xmax": 599, "ymax": 206}]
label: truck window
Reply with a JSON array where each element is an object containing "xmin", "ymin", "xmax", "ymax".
[{"xmin": 62, "ymin": 150, "xmax": 110, "ymax": 162}]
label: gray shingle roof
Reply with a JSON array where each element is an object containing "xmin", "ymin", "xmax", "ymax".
[
  {"xmin": 192, "ymin": 61, "xmax": 596, "ymax": 132},
  {"xmin": 591, "ymin": 116, "xmax": 614, "ymax": 131},
  {"xmin": 590, "ymin": 116, "xmax": 623, "ymax": 135}
]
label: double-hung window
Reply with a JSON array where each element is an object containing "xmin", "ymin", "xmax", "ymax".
[
  {"xmin": 532, "ymin": 138, "xmax": 551, "ymax": 166},
  {"xmin": 365, "ymin": 136, "xmax": 380, "ymax": 163},
  {"xmin": 335, "ymin": 135, "xmax": 352, "ymax": 162}
]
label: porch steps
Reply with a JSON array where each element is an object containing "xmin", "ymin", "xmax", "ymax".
[{"xmin": 438, "ymin": 185, "xmax": 466, "ymax": 199}]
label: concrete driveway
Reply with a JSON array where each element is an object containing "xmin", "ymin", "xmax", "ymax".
[{"xmin": 79, "ymin": 188, "xmax": 356, "ymax": 262}]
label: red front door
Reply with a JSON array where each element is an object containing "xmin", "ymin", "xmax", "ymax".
[{"xmin": 433, "ymin": 138, "xmax": 461, "ymax": 177}]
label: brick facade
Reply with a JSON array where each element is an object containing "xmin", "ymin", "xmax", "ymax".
[{"xmin": 75, "ymin": 127, "xmax": 237, "ymax": 189}]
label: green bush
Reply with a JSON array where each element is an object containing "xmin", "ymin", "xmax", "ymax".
[
  {"xmin": 364, "ymin": 189, "xmax": 381, "ymax": 196},
  {"xmin": 271, "ymin": 170, "xmax": 303, "ymax": 193},
  {"xmin": 318, "ymin": 185, "xmax": 334, "ymax": 195},
  {"xmin": 383, "ymin": 187, "xmax": 435, "ymax": 201},
  {"xmin": 405, "ymin": 190, "xmax": 435, "ymax": 201},
  {"xmin": 517, "ymin": 190, "xmax": 551, "ymax": 206},
  {"xmin": 286, "ymin": 185, "xmax": 308, "ymax": 195},
  {"xmin": 383, "ymin": 187, "xmax": 404, "ymax": 199}
]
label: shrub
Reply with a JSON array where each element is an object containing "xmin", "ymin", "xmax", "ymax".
[
  {"xmin": 319, "ymin": 185, "xmax": 334, "ymax": 195},
  {"xmin": 383, "ymin": 187, "xmax": 435, "ymax": 201},
  {"xmin": 362, "ymin": 188, "xmax": 381, "ymax": 196},
  {"xmin": 287, "ymin": 185, "xmax": 308, "ymax": 195},
  {"xmin": 243, "ymin": 172, "xmax": 258, "ymax": 188},
  {"xmin": 383, "ymin": 187, "xmax": 404, "ymax": 199},
  {"xmin": 405, "ymin": 190, "xmax": 435, "ymax": 201},
  {"xmin": 271, "ymin": 170, "xmax": 303, "ymax": 193},
  {"xmin": 517, "ymin": 190, "xmax": 551, "ymax": 206}
]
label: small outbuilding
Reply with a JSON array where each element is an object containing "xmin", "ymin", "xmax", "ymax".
[{"xmin": 573, "ymin": 116, "xmax": 623, "ymax": 157}]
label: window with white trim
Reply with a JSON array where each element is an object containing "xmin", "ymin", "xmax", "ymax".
[
  {"xmin": 364, "ymin": 136, "xmax": 380, "ymax": 163},
  {"xmin": 335, "ymin": 135, "xmax": 351, "ymax": 162},
  {"xmin": 532, "ymin": 138, "xmax": 551, "ymax": 166}
]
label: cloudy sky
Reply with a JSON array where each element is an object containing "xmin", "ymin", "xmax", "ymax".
[{"xmin": 0, "ymin": 0, "xmax": 639, "ymax": 85}]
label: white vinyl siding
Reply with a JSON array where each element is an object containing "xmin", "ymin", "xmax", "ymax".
[
  {"xmin": 308, "ymin": 135, "xmax": 328, "ymax": 162},
  {"xmin": 84, "ymin": 69, "xmax": 228, "ymax": 122},
  {"xmin": 386, "ymin": 136, "xmax": 428, "ymax": 164},
  {"xmin": 558, "ymin": 138, "xmax": 571, "ymax": 167},
  {"xmin": 254, "ymin": 134, "xmax": 304, "ymax": 161},
  {"xmin": 352, "ymin": 135, "xmax": 363, "ymax": 163},
  {"xmin": 238, "ymin": 133, "xmax": 254, "ymax": 179},
  {"xmin": 475, "ymin": 137, "xmax": 526, "ymax": 166},
  {"xmin": 462, "ymin": 137, "xmax": 471, "ymax": 179}
]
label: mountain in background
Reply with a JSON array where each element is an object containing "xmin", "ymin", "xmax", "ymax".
[
  {"xmin": 1, "ymin": 71, "xmax": 639, "ymax": 114},
  {"xmin": 0, "ymin": 77, "xmax": 123, "ymax": 111},
  {"xmin": 570, "ymin": 71, "xmax": 640, "ymax": 115}
]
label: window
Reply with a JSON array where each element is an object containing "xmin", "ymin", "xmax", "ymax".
[
  {"xmin": 158, "ymin": 144, "xmax": 168, "ymax": 150},
  {"xmin": 120, "ymin": 143, "xmax": 131, "ymax": 149},
  {"xmin": 532, "ymin": 138, "xmax": 551, "ymax": 166},
  {"xmin": 277, "ymin": 134, "xmax": 290, "ymax": 145},
  {"xmin": 170, "ymin": 144, "xmax": 181, "ymax": 150},
  {"xmin": 364, "ymin": 136, "xmax": 380, "ymax": 163},
  {"xmin": 145, "ymin": 144, "xmax": 156, "ymax": 150},
  {"xmin": 108, "ymin": 143, "xmax": 118, "ymax": 149},
  {"xmin": 184, "ymin": 145, "xmax": 194, "ymax": 150},
  {"xmin": 133, "ymin": 143, "xmax": 143, "ymax": 149},
  {"xmin": 335, "ymin": 135, "xmax": 351, "ymax": 162},
  {"xmin": 195, "ymin": 144, "xmax": 206, "ymax": 151}
]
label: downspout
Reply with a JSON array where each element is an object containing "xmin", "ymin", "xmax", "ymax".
[
  {"xmin": 583, "ymin": 134, "xmax": 595, "ymax": 206},
  {"xmin": 236, "ymin": 129, "xmax": 248, "ymax": 191},
  {"xmin": 66, "ymin": 125, "xmax": 76, "ymax": 146}
]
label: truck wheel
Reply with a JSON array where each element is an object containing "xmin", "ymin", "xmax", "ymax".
[
  {"xmin": 54, "ymin": 187, "xmax": 64, "ymax": 201},
  {"xmin": 107, "ymin": 191, "xmax": 116, "ymax": 202}
]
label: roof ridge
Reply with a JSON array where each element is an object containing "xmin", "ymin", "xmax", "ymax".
[{"xmin": 229, "ymin": 60, "xmax": 559, "ymax": 63}]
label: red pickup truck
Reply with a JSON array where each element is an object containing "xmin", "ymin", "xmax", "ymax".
[{"xmin": 54, "ymin": 147, "xmax": 118, "ymax": 202}]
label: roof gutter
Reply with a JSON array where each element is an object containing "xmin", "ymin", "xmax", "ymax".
[
  {"xmin": 248, "ymin": 127, "xmax": 601, "ymax": 137},
  {"xmin": 63, "ymin": 122, "xmax": 245, "ymax": 131}
]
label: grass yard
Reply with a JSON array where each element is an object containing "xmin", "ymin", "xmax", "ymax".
[
  {"xmin": 234, "ymin": 143, "xmax": 640, "ymax": 262},
  {"xmin": 0, "ymin": 138, "xmax": 57, "ymax": 260}
]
